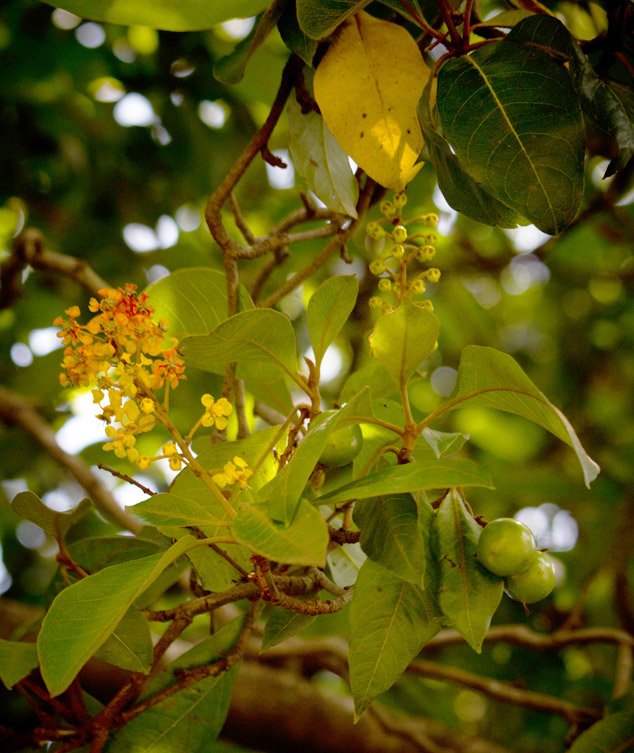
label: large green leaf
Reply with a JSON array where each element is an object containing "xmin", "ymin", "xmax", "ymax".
[
  {"xmin": 307, "ymin": 275, "xmax": 359, "ymax": 365},
  {"xmin": 369, "ymin": 301, "xmax": 440, "ymax": 387},
  {"xmin": 296, "ymin": 0, "xmax": 371, "ymax": 39},
  {"xmin": 38, "ymin": 535, "xmax": 196, "ymax": 697},
  {"xmin": 232, "ymin": 498, "xmax": 328, "ymax": 566},
  {"xmin": 94, "ymin": 608, "xmax": 153, "ymax": 674},
  {"xmin": 288, "ymin": 97, "xmax": 359, "ymax": 218},
  {"xmin": 565, "ymin": 711, "xmax": 634, "ymax": 753},
  {"xmin": 128, "ymin": 492, "xmax": 230, "ymax": 530},
  {"xmin": 67, "ymin": 536, "xmax": 162, "ymax": 572},
  {"xmin": 318, "ymin": 457, "xmax": 492, "ymax": 505},
  {"xmin": 12, "ymin": 492, "xmax": 91, "ymax": 539},
  {"xmin": 433, "ymin": 490, "xmax": 503, "ymax": 652},
  {"xmin": 437, "ymin": 345, "xmax": 599, "ymax": 486},
  {"xmin": 181, "ymin": 309, "xmax": 299, "ymax": 382},
  {"xmin": 42, "ymin": 1, "xmax": 270, "ymax": 32},
  {"xmin": 0, "ymin": 640, "xmax": 39, "ymax": 689},
  {"xmin": 437, "ymin": 15, "xmax": 585, "ymax": 234},
  {"xmin": 348, "ymin": 559, "xmax": 442, "ymax": 719},
  {"xmin": 353, "ymin": 493, "xmax": 427, "ymax": 586}
]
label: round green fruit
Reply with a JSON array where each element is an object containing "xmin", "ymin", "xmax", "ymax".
[
  {"xmin": 476, "ymin": 518, "xmax": 537, "ymax": 577},
  {"xmin": 504, "ymin": 552, "xmax": 557, "ymax": 604},
  {"xmin": 310, "ymin": 411, "xmax": 363, "ymax": 467}
]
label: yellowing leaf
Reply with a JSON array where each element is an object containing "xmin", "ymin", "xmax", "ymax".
[{"xmin": 314, "ymin": 11, "xmax": 429, "ymax": 192}]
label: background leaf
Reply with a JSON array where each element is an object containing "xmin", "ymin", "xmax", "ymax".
[
  {"xmin": 307, "ymin": 275, "xmax": 359, "ymax": 365},
  {"xmin": 261, "ymin": 608, "xmax": 316, "ymax": 652},
  {"xmin": 296, "ymin": 0, "xmax": 370, "ymax": 39},
  {"xmin": 565, "ymin": 711, "xmax": 634, "ymax": 753},
  {"xmin": 0, "ymin": 640, "xmax": 38, "ymax": 689},
  {"xmin": 12, "ymin": 492, "xmax": 91, "ymax": 539}
]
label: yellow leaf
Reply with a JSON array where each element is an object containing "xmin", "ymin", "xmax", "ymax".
[{"xmin": 314, "ymin": 11, "xmax": 430, "ymax": 192}]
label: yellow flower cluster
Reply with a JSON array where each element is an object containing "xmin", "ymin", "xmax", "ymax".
[{"xmin": 213, "ymin": 456, "xmax": 253, "ymax": 489}]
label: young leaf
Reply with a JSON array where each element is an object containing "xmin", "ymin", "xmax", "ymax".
[
  {"xmin": 180, "ymin": 309, "xmax": 299, "ymax": 383},
  {"xmin": 233, "ymin": 498, "xmax": 329, "ymax": 567},
  {"xmin": 318, "ymin": 457, "xmax": 493, "ymax": 505},
  {"xmin": 42, "ymin": 0, "xmax": 270, "ymax": 31},
  {"xmin": 12, "ymin": 492, "xmax": 91, "ymax": 539},
  {"xmin": 565, "ymin": 711, "xmax": 634, "ymax": 753},
  {"xmin": 438, "ymin": 345, "xmax": 600, "ymax": 486},
  {"xmin": 348, "ymin": 559, "xmax": 442, "ymax": 719},
  {"xmin": 38, "ymin": 535, "xmax": 197, "ymax": 697},
  {"xmin": 421, "ymin": 428, "xmax": 469, "ymax": 459},
  {"xmin": 297, "ymin": 0, "xmax": 370, "ymax": 39},
  {"xmin": 353, "ymin": 493, "xmax": 426, "ymax": 586},
  {"xmin": 314, "ymin": 11, "xmax": 430, "ymax": 192},
  {"xmin": 369, "ymin": 300, "xmax": 440, "ymax": 387},
  {"xmin": 261, "ymin": 608, "xmax": 316, "ymax": 652},
  {"xmin": 288, "ymin": 97, "xmax": 359, "ymax": 218},
  {"xmin": 93, "ymin": 608, "xmax": 153, "ymax": 674},
  {"xmin": 0, "ymin": 640, "xmax": 38, "ymax": 689},
  {"xmin": 437, "ymin": 16, "xmax": 585, "ymax": 234},
  {"xmin": 307, "ymin": 275, "xmax": 359, "ymax": 366},
  {"xmin": 433, "ymin": 490, "xmax": 503, "ymax": 652}
]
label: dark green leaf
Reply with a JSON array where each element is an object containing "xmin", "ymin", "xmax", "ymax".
[
  {"xmin": 565, "ymin": 711, "xmax": 634, "ymax": 753},
  {"xmin": 307, "ymin": 275, "xmax": 359, "ymax": 365},
  {"xmin": 261, "ymin": 608, "xmax": 316, "ymax": 651},
  {"xmin": 421, "ymin": 428, "xmax": 469, "ymax": 459},
  {"xmin": 0, "ymin": 640, "xmax": 38, "ymax": 689},
  {"xmin": 12, "ymin": 492, "xmax": 91, "ymax": 539},
  {"xmin": 278, "ymin": 4, "xmax": 319, "ymax": 64},
  {"xmin": 297, "ymin": 0, "xmax": 371, "ymax": 39}
]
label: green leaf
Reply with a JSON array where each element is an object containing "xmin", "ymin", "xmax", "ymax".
[
  {"xmin": 42, "ymin": 0, "xmax": 270, "ymax": 32},
  {"xmin": 145, "ymin": 267, "xmax": 253, "ymax": 343},
  {"xmin": 433, "ymin": 490, "xmax": 503, "ymax": 652},
  {"xmin": 353, "ymin": 493, "xmax": 427, "ymax": 586},
  {"xmin": 421, "ymin": 428, "xmax": 469, "ymax": 459},
  {"xmin": 297, "ymin": 0, "xmax": 371, "ymax": 39},
  {"xmin": 565, "ymin": 711, "xmax": 634, "ymax": 753},
  {"xmin": 127, "ymin": 492, "xmax": 230, "ymax": 530},
  {"xmin": 348, "ymin": 559, "xmax": 442, "ymax": 719},
  {"xmin": 340, "ymin": 360, "xmax": 397, "ymax": 403},
  {"xmin": 233, "ymin": 498, "xmax": 328, "ymax": 566},
  {"xmin": 38, "ymin": 535, "xmax": 197, "ymax": 697},
  {"xmin": 288, "ymin": 97, "xmax": 359, "ymax": 218},
  {"xmin": 307, "ymin": 275, "xmax": 359, "ymax": 365},
  {"xmin": 67, "ymin": 536, "xmax": 162, "ymax": 572},
  {"xmin": 12, "ymin": 492, "xmax": 91, "ymax": 539},
  {"xmin": 214, "ymin": 2, "xmax": 287, "ymax": 85},
  {"xmin": 94, "ymin": 608, "xmax": 153, "ymax": 674},
  {"xmin": 0, "ymin": 640, "xmax": 38, "ymax": 689},
  {"xmin": 181, "ymin": 309, "xmax": 299, "ymax": 383},
  {"xmin": 369, "ymin": 301, "xmax": 440, "ymax": 387},
  {"xmin": 352, "ymin": 398, "xmax": 402, "ymax": 477},
  {"xmin": 261, "ymin": 608, "xmax": 316, "ymax": 652},
  {"xmin": 440, "ymin": 345, "xmax": 600, "ymax": 487},
  {"xmin": 327, "ymin": 541, "xmax": 366, "ymax": 587},
  {"xmin": 259, "ymin": 388, "xmax": 373, "ymax": 523},
  {"xmin": 318, "ymin": 458, "xmax": 493, "ymax": 505},
  {"xmin": 437, "ymin": 15, "xmax": 585, "ymax": 234},
  {"xmin": 278, "ymin": 4, "xmax": 319, "ymax": 64}
]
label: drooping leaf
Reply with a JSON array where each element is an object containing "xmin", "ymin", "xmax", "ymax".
[
  {"xmin": 369, "ymin": 300, "xmax": 440, "ymax": 387},
  {"xmin": 12, "ymin": 492, "xmax": 91, "ymax": 539},
  {"xmin": 318, "ymin": 457, "xmax": 493, "ymax": 505},
  {"xmin": 0, "ymin": 640, "xmax": 39, "ymax": 689},
  {"xmin": 288, "ymin": 97, "xmax": 359, "ymax": 218},
  {"xmin": 565, "ymin": 711, "xmax": 634, "ymax": 753},
  {"xmin": 94, "ymin": 608, "xmax": 153, "ymax": 674},
  {"xmin": 348, "ymin": 559, "xmax": 442, "ymax": 719},
  {"xmin": 233, "ymin": 498, "xmax": 329, "ymax": 566},
  {"xmin": 261, "ymin": 608, "xmax": 316, "ymax": 652},
  {"xmin": 41, "ymin": 0, "xmax": 270, "ymax": 32},
  {"xmin": 353, "ymin": 493, "xmax": 427, "ymax": 586},
  {"xmin": 437, "ymin": 15, "xmax": 585, "ymax": 234},
  {"xmin": 38, "ymin": 535, "xmax": 196, "ymax": 697},
  {"xmin": 297, "ymin": 0, "xmax": 370, "ymax": 39},
  {"xmin": 278, "ymin": 3, "xmax": 319, "ymax": 64},
  {"xmin": 180, "ymin": 309, "xmax": 299, "ymax": 383},
  {"xmin": 307, "ymin": 275, "xmax": 359, "ymax": 365},
  {"xmin": 440, "ymin": 345, "xmax": 599, "ymax": 486},
  {"xmin": 314, "ymin": 11, "xmax": 430, "ymax": 191},
  {"xmin": 433, "ymin": 490, "xmax": 503, "ymax": 652}
]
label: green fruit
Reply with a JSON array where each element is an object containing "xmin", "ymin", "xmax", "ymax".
[
  {"xmin": 505, "ymin": 552, "xmax": 557, "ymax": 604},
  {"xmin": 476, "ymin": 518, "xmax": 537, "ymax": 577},
  {"xmin": 310, "ymin": 411, "xmax": 363, "ymax": 467}
]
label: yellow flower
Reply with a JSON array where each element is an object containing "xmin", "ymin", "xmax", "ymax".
[{"xmin": 200, "ymin": 394, "xmax": 233, "ymax": 430}]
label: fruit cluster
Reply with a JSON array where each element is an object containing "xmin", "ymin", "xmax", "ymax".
[{"xmin": 476, "ymin": 518, "xmax": 557, "ymax": 604}]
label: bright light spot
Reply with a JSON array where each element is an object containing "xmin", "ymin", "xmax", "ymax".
[
  {"xmin": 127, "ymin": 26, "xmax": 158, "ymax": 56},
  {"xmin": 331, "ymin": 256, "xmax": 366, "ymax": 280},
  {"xmin": 348, "ymin": 156, "xmax": 358, "ymax": 173},
  {"xmin": 198, "ymin": 100, "xmax": 227, "ymax": 129},
  {"xmin": 16, "ymin": 521, "xmax": 47, "ymax": 549},
  {"xmin": 266, "ymin": 150, "xmax": 295, "ymax": 190},
  {"xmin": 550, "ymin": 510, "xmax": 579, "ymax": 552},
  {"xmin": 123, "ymin": 223, "xmax": 160, "ymax": 253},
  {"xmin": 52, "ymin": 8, "xmax": 81, "ymax": 29},
  {"xmin": 170, "ymin": 91, "xmax": 184, "ymax": 106},
  {"xmin": 113, "ymin": 38, "xmax": 136, "ymax": 63},
  {"xmin": 2, "ymin": 479, "xmax": 28, "ymax": 499},
  {"xmin": 146, "ymin": 264, "xmax": 170, "ymax": 283},
  {"xmin": 304, "ymin": 345, "xmax": 344, "ymax": 383},
  {"xmin": 591, "ymin": 159, "xmax": 612, "ymax": 188},
  {"xmin": 588, "ymin": 276, "xmax": 623, "ymax": 304},
  {"xmin": 42, "ymin": 489, "xmax": 74, "ymax": 512},
  {"xmin": 503, "ymin": 226, "xmax": 551, "ymax": 254},
  {"xmin": 433, "ymin": 185, "xmax": 458, "ymax": 234},
  {"xmin": 431, "ymin": 366, "xmax": 457, "ymax": 396},
  {"xmin": 29, "ymin": 326, "xmax": 63, "ymax": 356},
  {"xmin": 454, "ymin": 690, "xmax": 487, "ymax": 722},
  {"xmin": 516, "ymin": 503, "xmax": 578, "ymax": 552},
  {"xmin": 112, "ymin": 475, "xmax": 157, "ymax": 508},
  {"xmin": 514, "ymin": 506, "xmax": 549, "ymax": 538},
  {"xmin": 501, "ymin": 254, "xmax": 550, "ymax": 295},
  {"xmin": 220, "ymin": 17, "xmax": 255, "ymax": 40},
  {"xmin": 56, "ymin": 391, "xmax": 105, "ymax": 454},
  {"xmin": 113, "ymin": 93, "xmax": 156, "ymax": 127},
  {"xmin": 75, "ymin": 22, "xmax": 106, "ymax": 49},
  {"xmin": 151, "ymin": 124, "xmax": 171, "ymax": 145},
  {"xmin": 616, "ymin": 185, "xmax": 634, "ymax": 206},
  {"xmin": 170, "ymin": 58, "xmax": 195, "ymax": 78},
  {"xmin": 175, "ymin": 204, "xmax": 201, "ymax": 232},
  {"xmin": 88, "ymin": 77, "xmax": 125, "ymax": 103},
  {"xmin": 0, "ymin": 546, "xmax": 12, "ymax": 595},
  {"xmin": 156, "ymin": 215, "xmax": 179, "ymax": 248},
  {"xmin": 461, "ymin": 275, "xmax": 501, "ymax": 309},
  {"xmin": 10, "ymin": 342, "xmax": 33, "ymax": 367}
]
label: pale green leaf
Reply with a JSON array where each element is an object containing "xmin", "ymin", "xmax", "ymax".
[
  {"xmin": 328, "ymin": 541, "xmax": 366, "ymax": 588},
  {"xmin": 307, "ymin": 275, "xmax": 359, "ymax": 365},
  {"xmin": 94, "ymin": 608, "xmax": 153, "ymax": 674},
  {"xmin": 288, "ymin": 97, "xmax": 359, "ymax": 218},
  {"xmin": 42, "ymin": 0, "xmax": 269, "ymax": 32},
  {"xmin": 297, "ymin": 0, "xmax": 371, "ymax": 39},
  {"xmin": 12, "ymin": 492, "xmax": 91, "ymax": 539},
  {"xmin": 352, "ymin": 398, "xmax": 402, "ymax": 478},
  {"xmin": 127, "ymin": 492, "xmax": 230, "ymax": 530},
  {"xmin": 434, "ymin": 490, "xmax": 503, "ymax": 652},
  {"xmin": 421, "ymin": 429, "xmax": 469, "ymax": 459},
  {"xmin": 0, "ymin": 640, "xmax": 38, "ymax": 689},
  {"xmin": 261, "ymin": 608, "xmax": 316, "ymax": 652},
  {"xmin": 565, "ymin": 711, "xmax": 634, "ymax": 753},
  {"xmin": 349, "ymin": 559, "xmax": 442, "ymax": 718},
  {"xmin": 38, "ymin": 535, "xmax": 197, "ymax": 697}
]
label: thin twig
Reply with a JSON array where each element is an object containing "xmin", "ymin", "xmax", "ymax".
[{"xmin": 97, "ymin": 464, "xmax": 156, "ymax": 497}]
